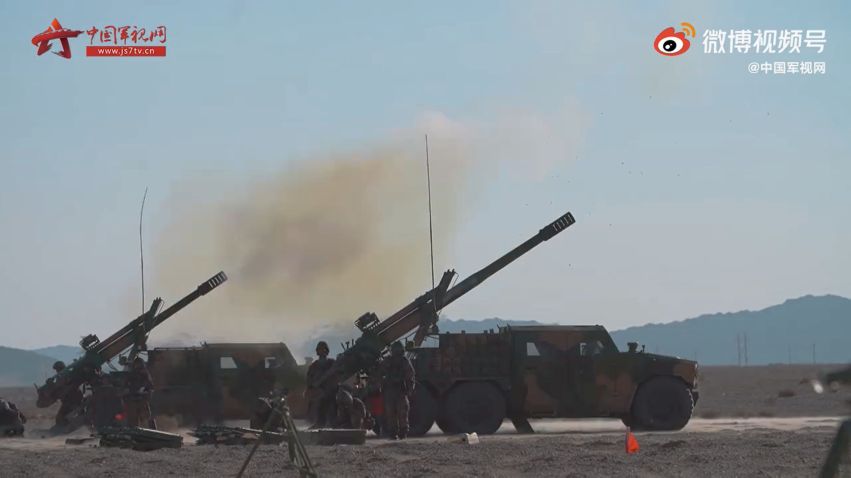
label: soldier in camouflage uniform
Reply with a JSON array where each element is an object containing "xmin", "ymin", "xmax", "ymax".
[
  {"xmin": 51, "ymin": 361, "xmax": 85, "ymax": 430},
  {"xmin": 306, "ymin": 341, "xmax": 336, "ymax": 428},
  {"xmin": 0, "ymin": 398, "xmax": 26, "ymax": 436},
  {"xmin": 250, "ymin": 390, "xmax": 285, "ymax": 431},
  {"xmin": 123, "ymin": 357, "xmax": 155, "ymax": 429},
  {"xmin": 335, "ymin": 386, "xmax": 370, "ymax": 430},
  {"xmin": 381, "ymin": 341, "xmax": 415, "ymax": 439}
]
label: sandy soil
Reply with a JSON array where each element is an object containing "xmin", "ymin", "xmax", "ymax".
[
  {"xmin": 1, "ymin": 364, "xmax": 848, "ymax": 477},
  {"xmin": 696, "ymin": 364, "xmax": 850, "ymax": 418},
  {"xmin": 0, "ymin": 418, "xmax": 842, "ymax": 477}
]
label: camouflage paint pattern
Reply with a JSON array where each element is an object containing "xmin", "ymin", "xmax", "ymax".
[
  {"xmin": 148, "ymin": 343, "xmax": 308, "ymax": 422},
  {"xmin": 413, "ymin": 325, "xmax": 698, "ymax": 420}
]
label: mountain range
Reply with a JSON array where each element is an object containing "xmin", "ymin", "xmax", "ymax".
[{"xmin": 1, "ymin": 294, "xmax": 848, "ymax": 386}]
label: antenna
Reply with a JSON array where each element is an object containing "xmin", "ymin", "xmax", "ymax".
[
  {"xmin": 139, "ymin": 187, "xmax": 148, "ymax": 313},
  {"xmin": 425, "ymin": 135, "xmax": 437, "ymax": 316}
]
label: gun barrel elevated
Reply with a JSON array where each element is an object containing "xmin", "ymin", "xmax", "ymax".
[
  {"xmin": 443, "ymin": 211, "xmax": 574, "ymax": 307},
  {"xmin": 377, "ymin": 212, "xmax": 576, "ymax": 344},
  {"xmin": 94, "ymin": 271, "xmax": 228, "ymax": 361},
  {"xmin": 318, "ymin": 211, "xmax": 576, "ymax": 388},
  {"xmin": 36, "ymin": 271, "xmax": 227, "ymax": 408}
]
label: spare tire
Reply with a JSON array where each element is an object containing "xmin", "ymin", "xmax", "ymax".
[
  {"xmin": 442, "ymin": 382, "xmax": 506, "ymax": 435},
  {"xmin": 631, "ymin": 376, "xmax": 694, "ymax": 431}
]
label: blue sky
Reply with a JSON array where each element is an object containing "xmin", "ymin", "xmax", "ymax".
[{"xmin": 1, "ymin": 1, "xmax": 849, "ymax": 348}]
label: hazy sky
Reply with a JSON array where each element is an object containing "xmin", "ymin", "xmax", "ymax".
[{"xmin": 1, "ymin": 1, "xmax": 849, "ymax": 349}]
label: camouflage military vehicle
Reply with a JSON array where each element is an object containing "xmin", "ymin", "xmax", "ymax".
[
  {"xmin": 406, "ymin": 325, "xmax": 698, "ymax": 436},
  {"xmin": 148, "ymin": 343, "xmax": 308, "ymax": 424}
]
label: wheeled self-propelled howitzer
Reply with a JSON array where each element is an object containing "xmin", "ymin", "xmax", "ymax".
[
  {"xmin": 36, "ymin": 272, "xmax": 228, "ymax": 409},
  {"xmin": 316, "ymin": 212, "xmax": 576, "ymax": 389}
]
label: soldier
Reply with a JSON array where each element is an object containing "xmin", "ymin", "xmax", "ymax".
[
  {"xmin": 0, "ymin": 398, "xmax": 26, "ymax": 436},
  {"xmin": 381, "ymin": 341, "xmax": 415, "ymax": 439},
  {"xmin": 250, "ymin": 389, "xmax": 286, "ymax": 432},
  {"xmin": 335, "ymin": 386, "xmax": 369, "ymax": 430},
  {"xmin": 123, "ymin": 357, "xmax": 155, "ymax": 429},
  {"xmin": 305, "ymin": 341, "xmax": 336, "ymax": 428},
  {"xmin": 51, "ymin": 361, "xmax": 85, "ymax": 430}
]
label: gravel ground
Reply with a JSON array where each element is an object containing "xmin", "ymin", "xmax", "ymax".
[{"xmin": 0, "ymin": 425, "xmax": 840, "ymax": 477}]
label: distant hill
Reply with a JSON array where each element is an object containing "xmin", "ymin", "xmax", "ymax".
[
  {"xmin": 0, "ymin": 346, "xmax": 60, "ymax": 386},
  {"xmin": 32, "ymin": 345, "xmax": 82, "ymax": 364},
  {"xmin": 610, "ymin": 295, "xmax": 851, "ymax": 365}
]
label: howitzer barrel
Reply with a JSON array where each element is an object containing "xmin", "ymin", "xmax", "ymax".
[
  {"xmin": 376, "ymin": 212, "xmax": 576, "ymax": 344},
  {"xmin": 94, "ymin": 272, "xmax": 228, "ymax": 361},
  {"xmin": 441, "ymin": 211, "xmax": 575, "ymax": 307},
  {"xmin": 36, "ymin": 271, "xmax": 227, "ymax": 408}
]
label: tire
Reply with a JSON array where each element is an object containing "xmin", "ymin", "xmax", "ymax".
[
  {"xmin": 408, "ymin": 384, "xmax": 437, "ymax": 437},
  {"xmin": 435, "ymin": 415, "xmax": 456, "ymax": 434},
  {"xmin": 442, "ymin": 382, "xmax": 506, "ymax": 435},
  {"xmin": 630, "ymin": 376, "xmax": 694, "ymax": 431}
]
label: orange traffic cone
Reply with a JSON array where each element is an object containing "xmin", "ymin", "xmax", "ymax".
[{"xmin": 625, "ymin": 427, "xmax": 640, "ymax": 454}]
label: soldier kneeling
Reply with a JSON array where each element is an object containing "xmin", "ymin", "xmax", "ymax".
[
  {"xmin": 335, "ymin": 386, "xmax": 372, "ymax": 430},
  {"xmin": 250, "ymin": 390, "xmax": 287, "ymax": 432},
  {"xmin": 0, "ymin": 398, "xmax": 26, "ymax": 437}
]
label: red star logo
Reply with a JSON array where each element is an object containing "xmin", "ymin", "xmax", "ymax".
[{"xmin": 31, "ymin": 18, "xmax": 83, "ymax": 59}]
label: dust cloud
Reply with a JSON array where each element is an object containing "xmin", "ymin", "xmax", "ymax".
[{"xmin": 150, "ymin": 137, "xmax": 471, "ymax": 345}]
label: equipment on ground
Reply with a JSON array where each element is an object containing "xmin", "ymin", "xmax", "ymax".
[
  {"xmin": 96, "ymin": 426, "xmax": 183, "ymax": 451},
  {"xmin": 236, "ymin": 392, "xmax": 317, "ymax": 478}
]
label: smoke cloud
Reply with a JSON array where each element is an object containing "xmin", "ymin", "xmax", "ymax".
[
  {"xmin": 149, "ymin": 107, "xmax": 585, "ymax": 348},
  {"xmin": 151, "ymin": 134, "xmax": 471, "ymax": 344}
]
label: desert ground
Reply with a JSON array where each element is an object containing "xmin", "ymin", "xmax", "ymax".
[{"xmin": 1, "ymin": 364, "xmax": 849, "ymax": 477}]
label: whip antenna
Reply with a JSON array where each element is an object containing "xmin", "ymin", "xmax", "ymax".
[
  {"xmin": 425, "ymin": 135, "xmax": 436, "ymax": 293},
  {"xmin": 140, "ymin": 187, "xmax": 148, "ymax": 313}
]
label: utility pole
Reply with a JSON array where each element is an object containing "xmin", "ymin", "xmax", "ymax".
[
  {"xmin": 744, "ymin": 333, "xmax": 749, "ymax": 366},
  {"xmin": 788, "ymin": 344, "xmax": 792, "ymax": 365},
  {"xmin": 812, "ymin": 343, "xmax": 816, "ymax": 365},
  {"xmin": 737, "ymin": 334, "xmax": 742, "ymax": 367}
]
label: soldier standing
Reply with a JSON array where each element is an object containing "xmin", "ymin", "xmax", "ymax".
[
  {"xmin": 123, "ymin": 357, "xmax": 155, "ymax": 429},
  {"xmin": 381, "ymin": 341, "xmax": 415, "ymax": 439},
  {"xmin": 305, "ymin": 341, "xmax": 336, "ymax": 428}
]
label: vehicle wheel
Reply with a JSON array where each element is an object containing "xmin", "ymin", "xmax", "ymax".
[
  {"xmin": 631, "ymin": 377, "xmax": 694, "ymax": 431},
  {"xmin": 435, "ymin": 409, "xmax": 457, "ymax": 434},
  {"xmin": 408, "ymin": 384, "xmax": 437, "ymax": 437},
  {"xmin": 442, "ymin": 382, "xmax": 506, "ymax": 435}
]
